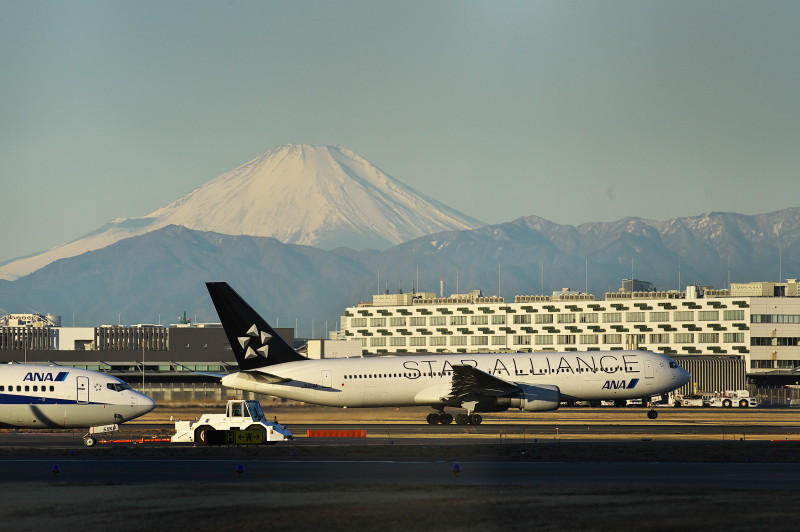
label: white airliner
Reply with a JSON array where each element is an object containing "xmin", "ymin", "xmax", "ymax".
[
  {"xmin": 0, "ymin": 364, "xmax": 156, "ymax": 446},
  {"xmin": 207, "ymin": 282, "xmax": 691, "ymax": 424}
]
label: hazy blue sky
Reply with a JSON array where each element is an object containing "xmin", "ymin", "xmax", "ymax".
[{"xmin": 2, "ymin": 0, "xmax": 799, "ymax": 263}]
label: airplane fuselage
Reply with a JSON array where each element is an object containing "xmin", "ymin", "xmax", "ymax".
[
  {"xmin": 222, "ymin": 350, "xmax": 689, "ymax": 409},
  {"xmin": 0, "ymin": 365, "xmax": 155, "ymax": 429}
]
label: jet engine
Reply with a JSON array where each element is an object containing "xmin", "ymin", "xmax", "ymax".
[{"xmin": 496, "ymin": 384, "xmax": 560, "ymax": 412}]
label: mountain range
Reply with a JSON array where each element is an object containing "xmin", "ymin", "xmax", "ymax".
[
  {"xmin": 0, "ymin": 144, "xmax": 798, "ymax": 331},
  {"xmin": 0, "ymin": 210, "xmax": 798, "ymax": 332}
]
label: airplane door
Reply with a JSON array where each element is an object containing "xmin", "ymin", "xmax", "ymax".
[
  {"xmin": 321, "ymin": 370, "xmax": 332, "ymax": 388},
  {"xmin": 644, "ymin": 360, "xmax": 654, "ymax": 379},
  {"xmin": 76, "ymin": 376, "xmax": 89, "ymax": 404}
]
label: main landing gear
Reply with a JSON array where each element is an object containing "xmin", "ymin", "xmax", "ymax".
[
  {"xmin": 426, "ymin": 410, "xmax": 482, "ymax": 425},
  {"xmin": 647, "ymin": 409, "xmax": 658, "ymax": 420},
  {"xmin": 426, "ymin": 411, "xmax": 453, "ymax": 425}
]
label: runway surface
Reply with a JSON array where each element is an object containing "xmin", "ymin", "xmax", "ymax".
[
  {"xmin": 2, "ymin": 455, "xmax": 799, "ymax": 489},
  {"xmin": 3, "ymin": 407, "xmax": 800, "ymax": 531},
  {"xmin": 2, "ymin": 406, "xmax": 800, "ymax": 447}
]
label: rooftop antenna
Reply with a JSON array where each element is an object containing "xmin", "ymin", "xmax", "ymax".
[
  {"xmin": 439, "ymin": 264, "xmax": 444, "ymax": 298},
  {"xmin": 728, "ymin": 252, "xmax": 731, "ymax": 288},
  {"xmin": 540, "ymin": 262, "xmax": 544, "ymax": 295},
  {"xmin": 497, "ymin": 261, "xmax": 501, "ymax": 297},
  {"xmin": 416, "ymin": 265, "xmax": 419, "ymax": 294},
  {"xmin": 585, "ymin": 257, "xmax": 588, "ymax": 294},
  {"xmin": 678, "ymin": 255, "xmax": 681, "ymax": 291}
]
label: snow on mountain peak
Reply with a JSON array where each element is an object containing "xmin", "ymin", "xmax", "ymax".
[
  {"xmin": 147, "ymin": 144, "xmax": 484, "ymax": 249},
  {"xmin": 0, "ymin": 144, "xmax": 484, "ymax": 280}
]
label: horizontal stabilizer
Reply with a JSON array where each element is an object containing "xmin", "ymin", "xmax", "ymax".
[
  {"xmin": 249, "ymin": 371, "xmax": 291, "ymax": 384},
  {"xmin": 221, "ymin": 371, "xmax": 292, "ymax": 389},
  {"xmin": 171, "ymin": 361, "xmax": 228, "ymax": 379}
]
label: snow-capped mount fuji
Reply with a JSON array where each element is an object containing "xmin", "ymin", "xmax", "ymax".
[
  {"xmin": 148, "ymin": 144, "xmax": 484, "ymax": 249},
  {"xmin": 0, "ymin": 144, "xmax": 484, "ymax": 280}
]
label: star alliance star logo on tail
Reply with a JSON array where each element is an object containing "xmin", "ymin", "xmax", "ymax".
[{"xmin": 238, "ymin": 324, "xmax": 272, "ymax": 360}]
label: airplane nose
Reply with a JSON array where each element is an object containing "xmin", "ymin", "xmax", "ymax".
[
  {"xmin": 678, "ymin": 367, "xmax": 691, "ymax": 387},
  {"xmin": 138, "ymin": 393, "xmax": 156, "ymax": 416},
  {"xmin": 127, "ymin": 393, "xmax": 156, "ymax": 420}
]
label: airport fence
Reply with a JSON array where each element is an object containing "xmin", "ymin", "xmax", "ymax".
[{"xmin": 752, "ymin": 387, "xmax": 800, "ymax": 407}]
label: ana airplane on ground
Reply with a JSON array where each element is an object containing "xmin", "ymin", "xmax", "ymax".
[
  {"xmin": 0, "ymin": 364, "xmax": 155, "ymax": 446},
  {"xmin": 207, "ymin": 282, "xmax": 691, "ymax": 424}
]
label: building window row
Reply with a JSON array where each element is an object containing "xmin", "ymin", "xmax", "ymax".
[
  {"xmin": 751, "ymin": 337, "xmax": 800, "ymax": 346},
  {"xmin": 751, "ymin": 314, "xmax": 800, "ymax": 324},
  {"xmin": 360, "ymin": 332, "xmax": 747, "ymax": 349},
  {"xmin": 351, "ymin": 309, "xmax": 749, "ymax": 328},
  {"xmin": 751, "ymin": 360, "xmax": 800, "ymax": 369}
]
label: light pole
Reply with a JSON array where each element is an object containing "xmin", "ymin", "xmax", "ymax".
[{"xmin": 141, "ymin": 338, "xmax": 145, "ymax": 390}]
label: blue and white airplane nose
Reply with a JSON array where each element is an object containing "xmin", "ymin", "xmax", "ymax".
[
  {"xmin": 128, "ymin": 392, "xmax": 156, "ymax": 420},
  {"xmin": 676, "ymin": 366, "xmax": 691, "ymax": 388}
]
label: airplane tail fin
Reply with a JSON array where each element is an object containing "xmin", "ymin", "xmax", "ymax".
[{"xmin": 206, "ymin": 282, "xmax": 306, "ymax": 371}]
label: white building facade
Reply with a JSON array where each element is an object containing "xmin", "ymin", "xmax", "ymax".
[{"xmin": 335, "ymin": 280, "xmax": 800, "ymax": 376}]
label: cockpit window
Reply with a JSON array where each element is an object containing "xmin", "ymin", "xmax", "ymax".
[
  {"xmin": 107, "ymin": 382, "xmax": 132, "ymax": 392},
  {"xmin": 669, "ymin": 361, "xmax": 679, "ymax": 368}
]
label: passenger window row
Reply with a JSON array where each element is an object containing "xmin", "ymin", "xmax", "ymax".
[
  {"xmin": 342, "ymin": 366, "xmax": 630, "ymax": 380},
  {"xmin": 0, "ymin": 385, "xmax": 56, "ymax": 392}
]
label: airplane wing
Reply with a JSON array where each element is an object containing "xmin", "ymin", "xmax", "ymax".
[{"xmin": 449, "ymin": 364, "xmax": 518, "ymax": 400}]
